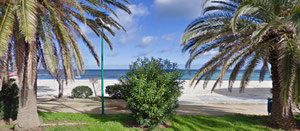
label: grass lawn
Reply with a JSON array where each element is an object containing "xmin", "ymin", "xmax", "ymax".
[{"xmin": 39, "ymin": 112, "xmax": 275, "ymax": 131}]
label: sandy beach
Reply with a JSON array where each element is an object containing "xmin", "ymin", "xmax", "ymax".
[{"xmin": 37, "ymin": 79, "xmax": 272, "ymax": 104}]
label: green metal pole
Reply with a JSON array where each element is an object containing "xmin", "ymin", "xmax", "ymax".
[{"xmin": 101, "ymin": 26, "xmax": 105, "ymax": 115}]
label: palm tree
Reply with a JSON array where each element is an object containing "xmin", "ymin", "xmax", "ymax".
[
  {"xmin": 0, "ymin": 0, "xmax": 131, "ymax": 130},
  {"xmin": 182, "ymin": 0, "xmax": 300, "ymax": 129}
]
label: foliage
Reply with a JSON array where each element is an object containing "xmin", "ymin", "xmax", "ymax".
[
  {"xmin": 71, "ymin": 86, "xmax": 93, "ymax": 98},
  {"xmin": 0, "ymin": 0, "xmax": 131, "ymax": 85},
  {"xmin": 105, "ymin": 84, "xmax": 124, "ymax": 99},
  {"xmin": 119, "ymin": 58, "xmax": 183, "ymax": 128},
  {"xmin": 182, "ymin": 0, "xmax": 300, "ymax": 99},
  {"xmin": 182, "ymin": 0, "xmax": 300, "ymax": 129},
  {"xmin": 37, "ymin": 112, "xmax": 274, "ymax": 131},
  {"xmin": 0, "ymin": 0, "xmax": 131, "ymax": 129},
  {"xmin": 0, "ymin": 79, "xmax": 19, "ymax": 120}
]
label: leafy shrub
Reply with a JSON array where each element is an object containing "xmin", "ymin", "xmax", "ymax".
[
  {"xmin": 71, "ymin": 86, "xmax": 93, "ymax": 98},
  {"xmin": 119, "ymin": 57, "xmax": 183, "ymax": 128},
  {"xmin": 105, "ymin": 85, "xmax": 124, "ymax": 99},
  {"xmin": 0, "ymin": 79, "xmax": 19, "ymax": 120}
]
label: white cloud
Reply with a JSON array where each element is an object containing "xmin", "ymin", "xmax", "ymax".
[
  {"xmin": 155, "ymin": 0, "xmax": 173, "ymax": 4},
  {"xmin": 158, "ymin": 47, "xmax": 171, "ymax": 53},
  {"xmin": 162, "ymin": 33, "xmax": 176, "ymax": 41},
  {"xmin": 154, "ymin": 0, "xmax": 205, "ymax": 19},
  {"xmin": 112, "ymin": 4, "xmax": 149, "ymax": 44},
  {"xmin": 79, "ymin": 24, "xmax": 93, "ymax": 36},
  {"xmin": 131, "ymin": 4, "xmax": 149, "ymax": 16},
  {"xmin": 133, "ymin": 50, "xmax": 153, "ymax": 58},
  {"xmin": 142, "ymin": 36, "xmax": 156, "ymax": 44},
  {"xmin": 119, "ymin": 27, "xmax": 138, "ymax": 44},
  {"xmin": 116, "ymin": 4, "xmax": 149, "ymax": 26},
  {"xmin": 134, "ymin": 36, "xmax": 158, "ymax": 47},
  {"xmin": 139, "ymin": 36, "xmax": 157, "ymax": 47}
]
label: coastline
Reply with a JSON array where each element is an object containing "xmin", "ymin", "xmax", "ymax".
[{"xmin": 37, "ymin": 79, "xmax": 272, "ymax": 104}]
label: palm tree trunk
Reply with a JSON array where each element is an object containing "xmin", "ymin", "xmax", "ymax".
[
  {"xmin": 267, "ymin": 48, "xmax": 296, "ymax": 130},
  {"xmin": 14, "ymin": 39, "xmax": 40, "ymax": 130},
  {"xmin": 4, "ymin": 54, "xmax": 9, "ymax": 83},
  {"xmin": 4, "ymin": 43, "xmax": 12, "ymax": 83}
]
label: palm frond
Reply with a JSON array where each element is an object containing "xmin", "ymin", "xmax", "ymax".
[
  {"xmin": 16, "ymin": 0, "xmax": 37, "ymax": 42},
  {"xmin": 0, "ymin": 2, "xmax": 14, "ymax": 57},
  {"xmin": 103, "ymin": 0, "xmax": 131, "ymax": 14},
  {"xmin": 240, "ymin": 53, "xmax": 261, "ymax": 92},
  {"xmin": 231, "ymin": 4, "xmax": 260, "ymax": 33},
  {"xmin": 40, "ymin": 19, "xmax": 58, "ymax": 76}
]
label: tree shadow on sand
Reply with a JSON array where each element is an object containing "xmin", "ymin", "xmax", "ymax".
[
  {"xmin": 37, "ymin": 86, "xmax": 56, "ymax": 92},
  {"xmin": 213, "ymin": 88, "xmax": 272, "ymax": 100}
]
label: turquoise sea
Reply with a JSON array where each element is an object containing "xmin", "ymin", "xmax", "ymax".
[{"xmin": 37, "ymin": 69, "xmax": 272, "ymax": 81}]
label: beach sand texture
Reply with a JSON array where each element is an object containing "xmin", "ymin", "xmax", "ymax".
[{"xmin": 37, "ymin": 79, "xmax": 272, "ymax": 104}]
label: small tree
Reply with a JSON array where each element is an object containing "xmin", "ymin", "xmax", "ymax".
[
  {"xmin": 0, "ymin": 79, "xmax": 18, "ymax": 120},
  {"xmin": 71, "ymin": 86, "xmax": 93, "ymax": 98},
  {"xmin": 56, "ymin": 70, "xmax": 64, "ymax": 98},
  {"xmin": 89, "ymin": 77, "xmax": 98, "ymax": 96},
  {"xmin": 120, "ymin": 57, "xmax": 183, "ymax": 128}
]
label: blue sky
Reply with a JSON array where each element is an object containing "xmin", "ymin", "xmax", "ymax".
[{"xmin": 80, "ymin": 0, "xmax": 216, "ymax": 69}]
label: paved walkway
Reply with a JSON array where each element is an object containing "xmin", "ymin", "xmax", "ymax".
[
  {"xmin": 36, "ymin": 80, "xmax": 274, "ymax": 116},
  {"xmin": 37, "ymin": 97, "xmax": 269, "ymax": 116}
]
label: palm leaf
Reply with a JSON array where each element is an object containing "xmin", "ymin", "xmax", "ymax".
[
  {"xmin": 40, "ymin": 19, "xmax": 58, "ymax": 76},
  {"xmin": 16, "ymin": 0, "xmax": 37, "ymax": 42},
  {"xmin": 0, "ymin": 2, "xmax": 14, "ymax": 57}
]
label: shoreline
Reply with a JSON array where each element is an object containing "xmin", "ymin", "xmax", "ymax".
[{"xmin": 37, "ymin": 79, "xmax": 272, "ymax": 104}]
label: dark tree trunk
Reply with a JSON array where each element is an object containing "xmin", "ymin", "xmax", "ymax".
[
  {"xmin": 14, "ymin": 40, "xmax": 40, "ymax": 130},
  {"xmin": 4, "ymin": 53, "xmax": 9, "ymax": 83},
  {"xmin": 267, "ymin": 48, "xmax": 296, "ymax": 130},
  {"xmin": 4, "ymin": 42, "xmax": 12, "ymax": 83},
  {"xmin": 57, "ymin": 79, "xmax": 63, "ymax": 98}
]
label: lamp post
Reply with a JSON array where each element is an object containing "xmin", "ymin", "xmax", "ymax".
[
  {"xmin": 101, "ymin": 26, "xmax": 105, "ymax": 115},
  {"xmin": 97, "ymin": 17, "xmax": 110, "ymax": 116}
]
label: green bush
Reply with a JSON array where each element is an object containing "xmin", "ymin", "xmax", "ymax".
[
  {"xmin": 0, "ymin": 79, "xmax": 19, "ymax": 120},
  {"xmin": 119, "ymin": 57, "xmax": 183, "ymax": 128},
  {"xmin": 71, "ymin": 86, "xmax": 93, "ymax": 98},
  {"xmin": 105, "ymin": 85, "xmax": 124, "ymax": 99}
]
